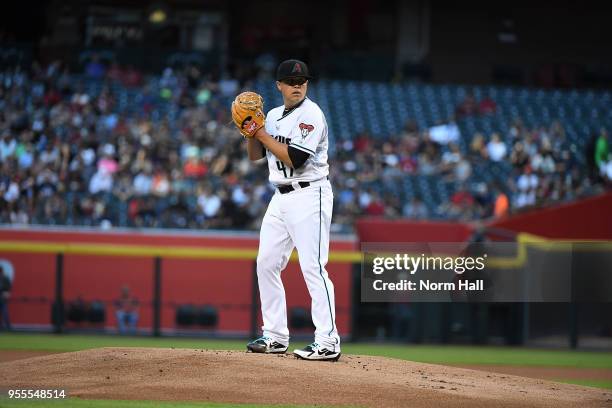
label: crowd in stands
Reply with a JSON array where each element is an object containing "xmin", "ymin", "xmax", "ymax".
[
  {"xmin": 330, "ymin": 116, "xmax": 607, "ymax": 224},
  {"xmin": 0, "ymin": 60, "xmax": 609, "ymax": 233},
  {"xmin": 0, "ymin": 60, "xmax": 269, "ymax": 230}
]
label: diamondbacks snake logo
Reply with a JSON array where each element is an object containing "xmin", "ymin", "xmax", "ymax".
[{"xmin": 299, "ymin": 123, "xmax": 314, "ymax": 138}]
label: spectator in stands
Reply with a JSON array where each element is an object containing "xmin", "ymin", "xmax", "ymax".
[
  {"xmin": 487, "ymin": 133, "xmax": 507, "ymax": 162},
  {"xmin": 438, "ymin": 183, "xmax": 476, "ymax": 220},
  {"xmin": 151, "ymin": 168, "xmax": 171, "ymax": 197},
  {"xmin": 2, "ymin": 177, "xmax": 19, "ymax": 208},
  {"xmin": 515, "ymin": 165, "xmax": 538, "ymax": 208},
  {"xmin": 197, "ymin": 184, "xmax": 221, "ymax": 222},
  {"xmin": 455, "ymin": 156, "xmax": 472, "ymax": 182},
  {"xmin": 17, "ymin": 141, "xmax": 34, "ymax": 170},
  {"xmin": 493, "ymin": 186, "xmax": 509, "ymax": 218},
  {"xmin": 399, "ymin": 120, "xmax": 420, "ymax": 151},
  {"xmin": 0, "ymin": 265, "xmax": 11, "ymax": 330},
  {"xmin": 602, "ymin": 154, "xmax": 612, "ymax": 185},
  {"xmin": 183, "ymin": 147, "xmax": 207, "ymax": 179},
  {"xmin": 440, "ymin": 143, "xmax": 471, "ymax": 182},
  {"xmin": 402, "ymin": 196, "xmax": 428, "ymax": 219},
  {"xmin": 107, "ymin": 62, "xmax": 123, "ymax": 82},
  {"xmin": 0, "ymin": 132, "xmax": 16, "ymax": 162},
  {"xmin": 36, "ymin": 166, "xmax": 59, "ymax": 198},
  {"xmin": 473, "ymin": 182, "xmax": 493, "ymax": 218},
  {"xmin": 440, "ymin": 143, "xmax": 461, "ymax": 177},
  {"xmin": 353, "ymin": 132, "xmax": 372, "ymax": 153},
  {"xmin": 549, "ymin": 120, "xmax": 567, "ymax": 152},
  {"xmin": 522, "ymin": 132, "xmax": 539, "ymax": 158},
  {"xmin": 510, "ymin": 141, "xmax": 530, "ymax": 168},
  {"xmin": 133, "ymin": 163, "xmax": 153, "ymax": 196},
  {"xmin": 417, "ymin": 151, "xmax": 437, "ymax": 176},
  {"xmin": 478, "ymin": 96, "xmax": 497, "ymax": 115},
  {"xmin": 469, "ymin": 132, "xmax": 488, "ymax": 160},
  {"xmin": 531, "ymin": 141, "xmax": 556, "ymax": 174},
  {"xmin": 364, "ymin": 192, "xmax": 386, "ymax": 216},
  {"xmin": 89, "ymin": 167, "xmax": 113, "ymax": 194},
  {"xmin": 159, "ymin": 67, "xmax": 179, "ymax": 95},
  {"xmin": 455, "ymin": 91, "xmax": 478, "ymax": 118},
  {"xmin": 218, "ymin": 72, "xmax": 239, "ymax": 97},
  {"xmin": 85, "ymin": 54, "xmax": 106, "ymax": 79},
  {"xmin": 114, "ymin": 285, "xmax": 139, "ymax": 335},
  {"xmin": 67, "ymin": 295, "xmax": 88, "ymax": 324},
  {"xmin": 41, "ymin": 194, "xmax": 67, "ymax": 224},
  {"xmin": 122, "ymin": 65, "xmax": 143, "ymax": 87},
  {"xmin": 356, "ymin": 188, "xmax": 371, "ymax": 210},
  {"xmin": 429, "ymin": 119, "xmax": 460, "ymax": 145},
  {"xmin": 595, "ymin": 128, "xmax": 609, "ymax": 172},
  {"xmin": 9, "ymin": 201, "xmax": 29, "ymax": 224}
]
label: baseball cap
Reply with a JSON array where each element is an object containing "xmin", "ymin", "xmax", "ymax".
[{"xmin": 276, "ymin": 59, "xmax": 312, "ymax": 81}]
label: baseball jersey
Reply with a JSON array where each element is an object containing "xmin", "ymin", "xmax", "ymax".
[{"xmin": 264, "ymin": 98, "xmax": 329, "ymax": 185}]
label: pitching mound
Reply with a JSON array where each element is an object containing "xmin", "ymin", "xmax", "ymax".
[{"xmin": 0, "ymin": 348, "xmax": 609, "ymax": 407}]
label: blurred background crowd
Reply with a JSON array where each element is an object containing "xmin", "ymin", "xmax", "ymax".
[{"xmin": 0, "ymin": 59, "xmax": 609, "ymax": 233}]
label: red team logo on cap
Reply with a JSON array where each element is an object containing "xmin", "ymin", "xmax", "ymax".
[
  {"xmin": 292, "ymin": 63, "xmax": 302, "ymax": 73},
  {"xmin": 299, "ymin": 123, "xmax": 314, "ymax": 138}
]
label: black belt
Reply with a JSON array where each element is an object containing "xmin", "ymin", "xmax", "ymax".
[
  {"xmin": 277, "ymin": 176, "xmax": 328, "ymax": 194},
  {"xmin": 278, "ymin": 181, "xmax": 311, "ymax": 194}
]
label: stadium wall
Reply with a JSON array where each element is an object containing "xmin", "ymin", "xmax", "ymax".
[
  {"xmin": 0, "ymin": 228, "xmax": 356, "ymax": 336},
  {"xmin": 354, "ymin": 219, "xmax": 474, "ymax": 243},
  {"xmin": 488, "ymin": 192, "xmax": 612, "ymax": 240}
]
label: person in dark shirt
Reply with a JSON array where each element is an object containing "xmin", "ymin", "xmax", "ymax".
[{"xmin": 114, "ymin": 285, "xmax": 139, "ymax": 335}]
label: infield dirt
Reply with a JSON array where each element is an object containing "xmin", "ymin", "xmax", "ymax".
[{"xmin": 0, "ymin": 347, "xmax": 610, "ymax": 407}]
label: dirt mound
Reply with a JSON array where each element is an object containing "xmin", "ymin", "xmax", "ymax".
[{"xmin": 0, "ymin": 348, "xmax": 609, "ymax": 408}]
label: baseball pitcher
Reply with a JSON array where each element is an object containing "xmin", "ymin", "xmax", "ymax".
[{"xmin": 231, "ymin": 59, "xmax": 340, "ymax": 361}]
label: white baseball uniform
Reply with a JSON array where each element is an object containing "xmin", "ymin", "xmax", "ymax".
[{"xmin": 256, "ymin": 97, "xmax": 340, "ymax": 349}]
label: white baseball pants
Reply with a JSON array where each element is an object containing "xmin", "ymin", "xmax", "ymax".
[{"xmin": 256, "ymin": 179, "xmax": 340, "ymax": 349}]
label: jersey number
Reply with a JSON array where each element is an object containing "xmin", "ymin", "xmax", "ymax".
[{"xmin": 276, "ymin": 160, "xmax": 294, "ymax": 178}]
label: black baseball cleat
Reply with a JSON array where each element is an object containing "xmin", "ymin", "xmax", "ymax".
[
  {"xmin": 293, "ymin": 342, "xmax": 341, "ymax": 361},
  {"xmin": 246, "ymin": 336, "xmax": 288, "ymax": 354}
]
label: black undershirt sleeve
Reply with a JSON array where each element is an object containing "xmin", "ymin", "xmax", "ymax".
[{"xmin": 288, "ymin": 146, "xmax": 310, "ymax": 169}]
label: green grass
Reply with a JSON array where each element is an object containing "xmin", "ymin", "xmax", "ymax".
[
  {"xmin": 554, "ymin": 379, "xmax": 612, "ymax": 389},
  {"xmin": 0, "ymin": 399, "xmax": 341, "ymax": 408},
  {"xmin": 0, "ymin": 333, "xmax": 610, "ymax": 369},
  {"xmin": 0, "ymin": 333, "xmax": 245, "ymax": 353},
  {"xmin": 340, "ymin": 343, "xmax": 612, "ymax": 369}
]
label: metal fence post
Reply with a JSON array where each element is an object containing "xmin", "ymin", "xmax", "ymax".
[
  {"xmin": 53, "ymin": 253, "xmax": 64, "ymax": 334},
  {"xmin": 153, "ymin": 256, "xmax": 162, "ymax": 337}
]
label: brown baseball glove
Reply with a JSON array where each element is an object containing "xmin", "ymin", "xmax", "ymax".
[{"xmin": 231, "ymin": 91, "xmax": 265, "ymax": 138}]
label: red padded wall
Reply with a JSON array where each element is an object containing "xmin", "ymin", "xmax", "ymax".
[{"xmin": 0, "ymin": 228, "xmax": 355, "ymax": 336}]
